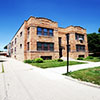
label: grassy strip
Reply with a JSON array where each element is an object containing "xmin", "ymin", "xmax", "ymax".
[
  {"xmin": 78, "ymin": 56, "xmax": 100, "ymax": 62},
  {"xmin": 84, "ymin": 57, "xmax": 100, "ymax": 62},
  {"xmin": 29, "ymin": 60, "xmax": 86, "ymax": 68},
  {"xmin": 63, "ymin": 67, "xmax": 100, "ymax": 85},
  {"xmin": 2, "ymin": 63, "xmax": 4, "ymax": 73}
]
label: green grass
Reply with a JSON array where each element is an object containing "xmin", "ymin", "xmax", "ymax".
[
  {"xmin": 29, "ymin": 60, "xmax": 86, "ymax": 68},
  {"xmin": 64, "ymin": 67, "xmax": 100, "ymax": 85},
  {"xmin": 2, "ymin": 63, "xmax": 4, "ymax": 73},
  {"xmin": 84, "ymin": 57, "xmax": 100, "ymax": 62}
]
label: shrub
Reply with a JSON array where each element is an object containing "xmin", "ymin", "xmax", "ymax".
[
  {"xmin": 86, "ymin": 56, "xmax": 93, "ymax": 59},
  {"xmin": 35, "ymin": 58, "xmax": 43, "ymax": 63},
  {"xmin": 77, "ymin": 57, "xmax": 84, "ymax": 60},
  {"xmin": 57, "ymin": 58, "xmax": 63, "ymax": 62},
  {"xmin": 24, "ymin": 59, "xmax": 35, "ymax": 63},
  {"xmin": 98, "ymin": 57, "xmax": 100, "ymax": 59}
]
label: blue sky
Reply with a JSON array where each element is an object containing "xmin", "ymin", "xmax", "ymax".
[{"xmin": 0, "ymin": 0, "xmax": 100, "ymax": 51}]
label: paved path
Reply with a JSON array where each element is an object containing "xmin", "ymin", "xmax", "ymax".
[
  {"xmin": 0, "ymin": 57, "xmax": 100, "ymax": 100},
  {"xmin": 45, "ymin": 61, "xmax": 100, "ymax": 74}
]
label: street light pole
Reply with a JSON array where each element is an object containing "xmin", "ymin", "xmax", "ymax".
[{"xmin": 66, "ymin": 34, "xmax": 69, "ymax": 73}]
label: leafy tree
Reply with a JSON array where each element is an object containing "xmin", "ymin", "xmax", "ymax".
[
  {"xmin": 98, "ymin": 28, "xmax": 100, "ymax": 33},
  {"xmin": 87, "ymin": 33, "xmax": 100, "ymax": 53}
]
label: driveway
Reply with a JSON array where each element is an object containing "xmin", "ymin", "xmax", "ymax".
[{"xmin": 0, "ymin": 57, "xmax": 100, "ymax": 100}]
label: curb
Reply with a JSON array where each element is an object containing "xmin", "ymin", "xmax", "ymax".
[{"xmin": 64, "ymin": 75, "xmax": 100, "ymax": 89}]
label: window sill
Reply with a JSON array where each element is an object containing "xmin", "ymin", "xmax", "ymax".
[
  {"xmin": 76, "ymin": 51, "xmax": 85, "ymax": 52},
  {"xmin": 38, "ymin": 35, "xmax": 53, "ymax": 38},
  {"xmin": 37, "ymin": 50, "xmax": 54, "ymax": 52}
]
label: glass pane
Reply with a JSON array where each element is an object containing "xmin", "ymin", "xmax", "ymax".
[
  {"xmin": 49, "ymin": 32, "xmax": 53, "ymax": 36},
  {"xmin": 37, "ymin": 27, "xmax": 42, "ymax": 31},
  {"xmin": 44, "ymin": 29, "xmax": 48, "ymax": 32},
  {"xmin": 37, "ymin": 43, "xmax": 42, "ymax": 50},
  {"xmin": 44, "ymin": 43, "xmax": 48, "ymax": 50},
  {"xmin": 49, "ymin": 29, "xmax": 53, "ymax": 33},
  {"xmin": 37, "ymin": 31, "xmax": 42, "ymax": 35},
  {"xmin": 49, "ymin": 44, "xmax": 54, "ymax": 51},
  {"xmin": 37, "ymin": 43, "xmax": 42, "ymax": 47},
  {"xmin": 44, "ymin": 32, "xmax": 48, "ymax": 36}
]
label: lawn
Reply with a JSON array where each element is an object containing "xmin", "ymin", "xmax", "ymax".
[
  {"xmin": 84, "ymin": 57, "xmax": 100, "ymax": 62},
  {"xmin": 64, "ymin": 67, "xmax": 100, "ymax": 85},
  {"xmin": 25, "ymin": 60, "xmax": 86, "ymax": 68}
]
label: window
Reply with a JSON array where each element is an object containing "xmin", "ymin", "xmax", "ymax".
[
  {"xmin": 44, "ymin": 43, "xmax": 48, "ymax": 50},
  {"xmin": 49, "ymin": 29, "xmax": 53, "ymax": 36},
  {"xmin": 37, "ymin": 27, "xmax": 42, "ymax": 36},
  {"xmin": 44, "ymin": 29, "xmax": 48, "ymax": 36},
  {"xmin": 27, "ymin": 42, "xmax": 30, "ymax": 51},
  {"xmin": 37, "ymin": 27, "xmax": 53, "ymax": 36},
  {"xmin": 37, "ymin": 42, "xmax": 42, "ymax": 50},
  {"xmin": 49, "ymin": 43, "xmax": 54, "ymax": 51},
  {"xmin": 41, "ymin": 56, "xmax": 52, "ymax": 60},
  {"xmin": 37, "ymin": 42, "xmax": 54, "ymax": 51},
  {"xmin": 11, "ymin": 42, "xmax": 13, "ymax": 47},
  {"xmin": 11, "ymin": 49, "xmax": 13, "ymax": 54},
  {"xmin": 20, "ymin": 44, "xmax": 22, "ymax": 49},
  {"xmin": 79, "ymin": 55, "xmax": 84, "ymax": 58},
  {"xmin": 76, "ymin": 45, "xmax": 85, "ymax": 52},
  {"xmin": 27, "ymin": 27, "xmax": 30, "ymax": 38},
  {"xmin": 15, "ymin": 38, "xmax": 17, "ymax": 44},
  {"xmin": 75, "ymin": 33, "xmax": 84, "ymax": 40},
  {"xmin": 15, "ymin": 47, "xmax": 16, "ymax": 53},
  {"xmin": 20, "ymin": 32, "xmax": 22, "ymax": 37}
]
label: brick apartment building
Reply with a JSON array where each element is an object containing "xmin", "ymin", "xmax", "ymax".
[{"xmin": 8, "ymin": 16, "xmax": 88, "ymax": 61}]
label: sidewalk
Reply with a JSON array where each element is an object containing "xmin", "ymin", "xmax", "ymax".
[{"xmin": 45, "ymin": 61, "xmax": 100, "ymax": 74}]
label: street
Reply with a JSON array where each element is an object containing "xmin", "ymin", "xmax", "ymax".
[{"xmin": 0, "ymin": 57, "xmax": 100, "ymax": 100}]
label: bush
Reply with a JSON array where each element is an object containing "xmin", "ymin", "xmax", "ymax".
[
  {"xmin": 35, "ymin": 58, "xmax": 43, "ymax": 63},
  {"xmin": 86, "ymin": 56, "xmax": 93, "ymax": 59},
  {"xmin": 57, "ymin": 58, "xmax": 63, "ymax": 62},
  {"xmin": 24, "ymin": 59, "xmax": 35, "ymax": 63},
  {"xmin": 77, "ymin": 57, "xmax": 84, "ymax": 60},
  {"xmin": 98, "ymin": 57, "xmax": 100, "ymax": 59}
]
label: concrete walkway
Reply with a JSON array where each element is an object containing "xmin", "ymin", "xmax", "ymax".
[
  {"xmin": 45, "ymin": 61, "xmax": 100, "ymax": 74},
  {"xmin": 0, "ymin": 57, "xmax": 100, "ymax": 100}
]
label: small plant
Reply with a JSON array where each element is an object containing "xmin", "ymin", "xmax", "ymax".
[
  {"xmin": 57, "ymin": 58, "xmax": 63, "ymax": 62},
  {"xmin": 77, "ymin": 57, "xmax": 84, "ymax": 60},
  {"xmin": 86, "ymin": 56, "xmax": 93, "ymax": 59},
  {"xmin": 35, "ymin": 58, "xmax": 43, "ymax": 63},
  {"xmin": 98, "ymin": 57, "xmax": 100, "ymax": 59},
  {"xmin": 2, "ymin": 63, "xmax": 4, "ymax": 73},
  {"xmin": 24, "ymin": 59, "xmax": 35, "ymax": 63}
]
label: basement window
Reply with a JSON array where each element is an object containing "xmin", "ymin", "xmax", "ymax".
[{"xmin": 41, "ymin": 56, "xmax": 52, "ymax": 60}]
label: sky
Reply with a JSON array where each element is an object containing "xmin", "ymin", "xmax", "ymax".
[{"xmin": 0, "ymin": 0, "xmax": 100, "ymax": 51}]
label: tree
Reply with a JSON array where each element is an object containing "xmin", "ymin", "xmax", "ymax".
[
  {"xmin": 98, "ymin": 28, "xmax": 100, "ymax": 33},
  {"xmin": 87, "ymin": 33, "xmax": 100, "ymax": 53}
]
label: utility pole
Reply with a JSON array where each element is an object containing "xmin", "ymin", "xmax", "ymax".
[{"xmin": 66, "ymin": 34, "xmax": 69, "ymax": 73}]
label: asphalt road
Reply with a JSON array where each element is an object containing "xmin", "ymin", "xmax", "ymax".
[{"xmin": 0, "ymin": 57, "xmax": 100, "ymax": 100}]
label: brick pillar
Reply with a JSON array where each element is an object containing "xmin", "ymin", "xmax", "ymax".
[
  {"xmin": 30, "ymin": 26, "xmax": 37, "ymax": 59},
  {"xmin": 24, "ymin": 21, "xmax": 28, "ymax": 60},
  {"xmin": 70, "ymin": 32, "xmax": 76, "ymax": 53},
  {"xmin": 53, "ymin": 28, "xmax": 59, "ymax": 59},
  {"xmin": 84, "ymin": 33, "xmax": 88, "ymax": 57},
  {"xmin": 54, "ymin": 28, "xmax": 59, "ymax": 51}
]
